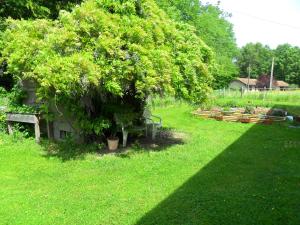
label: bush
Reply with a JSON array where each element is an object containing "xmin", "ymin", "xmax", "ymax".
[{"xmin": 1, "ymin": 0, "xmax": 215, "ymax": 136}]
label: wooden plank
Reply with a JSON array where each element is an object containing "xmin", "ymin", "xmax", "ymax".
[
  {"xmin": 7, "ymin": 121, "xmax": 13, "ymax": 135},
  {"xmin": 6, "ymin": 113, "xmax": 41, "ymax": 143},
  {"xmin": 6, "ymin": 113, "xmax": 38, "ymax": 124},
  {"xmin": 34, "ymin": 121, "xmax": 41, "ymax": 143}
]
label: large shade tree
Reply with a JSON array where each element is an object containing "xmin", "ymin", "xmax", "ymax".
[
  {"xmin": 0, "ymin": 0, "xmax": 215, "ymax": 134},
  {"xmin": 0, "ymin": 0, "xmax": 82, "ymax": 90}
]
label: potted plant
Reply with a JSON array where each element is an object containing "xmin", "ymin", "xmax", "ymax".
[
  {"xmin": 240, "ymin": 117, "xmax": 251, "ymax": 123},
  {"xmin": 221, "ymin": 107, "xmax": 235, "ymax": 116},
  {"xmin": 107, "ymin": 124, "xmax": 119, "ymax": 151},
  {"xmin": 240, "ymin": 115, "xmax": 251, "ymax": 123},
  {"xmin": 244, "ymin": 106, "xmax": 255, "ymax": 115}
]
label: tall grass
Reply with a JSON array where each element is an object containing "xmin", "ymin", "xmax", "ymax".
[
  {"xmin": 212, "ymin": 90, "xmax": 300, "ymax": 105},
  {"xmin": 214, "ymin": 89, "xmax": 300, "ymax": 102},
  {"xmin": 211, "ymin": 90, "xmax": 300, "ymax": 114}
]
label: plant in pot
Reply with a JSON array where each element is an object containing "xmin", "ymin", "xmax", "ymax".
[
  {"xmin": 222, "ymin": 106, "xmax": 235, "ymax": 116},
  {"xmin": 244, "ymin": 106, "xmax": 255, "ymax": 115},
  {"xmin": 240, "ymin": 117, "xmax": 251, "ymax": 123},
  {"xmin": 107, "ymin": 123, "xmax": 119, "ymax": 151},
  {"xmin": 240, "ymin": 115, "xmax": 251, "ymax": 123}
]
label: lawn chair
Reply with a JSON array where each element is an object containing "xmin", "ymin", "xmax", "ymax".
[
  {"xmin": 114, "ymin": 113, "xmax": 145, "ymax": 148},
  {"xmin": 143, "ymin": 108, "xmax": 162, "ymax": 140}
]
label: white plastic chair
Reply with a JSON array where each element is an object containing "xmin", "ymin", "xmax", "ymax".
[{"xmin": 143, "ymin": 108, "xmax": 162, "ymax": 140}]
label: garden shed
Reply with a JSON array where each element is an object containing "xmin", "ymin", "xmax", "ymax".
[{"xmin": 19, "ymin": 79, "xmax": 80, "ymax": 141}]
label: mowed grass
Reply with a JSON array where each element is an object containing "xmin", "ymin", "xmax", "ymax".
[{"xmin": 1, "ymin": 103, "xmax": 300, "ymax": 224}]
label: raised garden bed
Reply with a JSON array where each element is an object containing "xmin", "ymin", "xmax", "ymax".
[{"xmin": 194, "ymin": 107, "xmax": 287, "ymax": 125}]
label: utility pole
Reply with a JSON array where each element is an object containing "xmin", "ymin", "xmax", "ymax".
[
  {"xmin": 247, "ymin": 64, "xmax": 251, "ymax": 91},
  {"xmin": 269, "ymin": 57, "xmax": 275, "ymax": 90}
]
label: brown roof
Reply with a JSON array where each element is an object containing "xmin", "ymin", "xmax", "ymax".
[
  {"xmin": 234, "ymin": 78, "xmax": 289, "ymax": 87},
  {"xmin": 276, "ymin": 80, "xmax": 289, "ymax": 87},
  {"xmin": 237, "ymin": 78, "xmax": 257, "ymax": 86}
]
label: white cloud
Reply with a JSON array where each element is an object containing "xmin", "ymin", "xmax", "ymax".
[{"xmin": 205, "ymin": 0, "xmax": 300, "ymax": 48}]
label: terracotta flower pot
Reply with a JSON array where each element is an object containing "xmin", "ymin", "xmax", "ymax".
[
  {"xmin": 240, "ymin": 118, "xmax": 251, "ymax": 123},
  {"xmin": 107, "ymin": 137, "xmax": 119, "ymax": 151},
  {"xmin": 215, "ymin": 115, "xmax": 224, "ymax": 121}
]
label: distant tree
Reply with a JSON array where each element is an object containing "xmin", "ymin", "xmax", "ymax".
[
  {"xmin": 237, "ymin": 43, "xmax": 273, "ymax": 78},
  {"xmin": 274, "ymin": 44, "xmax": 300, "ymax": 85},
  {"xmin": 256, "ymin": 74, "xmax": 277, "ymax": 89},
  {"xmin": 155, "ymin": 0, "xmax": 239, "ymax": 89}
]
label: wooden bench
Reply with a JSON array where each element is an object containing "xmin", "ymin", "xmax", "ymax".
[{"xmin": 6, "ymin": 113, "xmax": 41, "ymax": 143}]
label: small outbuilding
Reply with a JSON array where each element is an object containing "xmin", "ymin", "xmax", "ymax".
[
  {"xmin": 229, "ymin": 76, "xmax": 289, "ymax": 91},
  {"xmin": 228, "ymin": 78, "xmax": 257, "ymax": 90}
]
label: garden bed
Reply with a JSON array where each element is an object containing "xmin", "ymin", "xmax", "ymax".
[{"xmin": 193, "ymin": 107, "xmax": 287, "ymax": 124}]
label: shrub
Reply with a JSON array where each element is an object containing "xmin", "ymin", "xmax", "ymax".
[{"xmin": 0, "ymin": 0, "xmax": 215, "ymax": 136}]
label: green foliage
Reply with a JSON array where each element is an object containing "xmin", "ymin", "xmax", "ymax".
[
  {"xmin": 5, "ymin": 85, "xmax": 37, "ymax": 113},
  {"xmin": 236, "ymin": 42, "xmax": 300, "ymax": 86},
  {"xmin": 1, "ymin": 0, "xmax": 214, "ymax": 135},
  {"xmin": 155, "ymin": 0, "xmax": 239, "ymax": 88},
  {"xmin": 0, "ymin": 0, "xmax": 82, "ymax": 20},
  {"xmin": 237, "ymin": 42, "xmax": 273, "ymax": 78},
  {"xmin": 0, "ymin": 108, "xmax": 6, "ymax": 132},
  {"xmin": 274, "ymin": 44, "xmax": 300, "ymax": 86}
]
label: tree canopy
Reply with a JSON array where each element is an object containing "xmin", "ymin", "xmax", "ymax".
[
  {"xmin": 236, "ymin": 42, "xmax": 300, "ymax": 86},
  {"xmin": 155, "ymin": 0, "xmax": 239, "ymax": 88},
  {"xmin": 237, "ymin": 43, "xmax": 273, "ymax": 78},
  {"xmin": 0, "ymin": 0, "xmax": 214, "ymax": 133},
  {"xmin": 0, "ymin": 0, "xmax": 82, "ymax": 20},
  {"xmin": 274, "ymin": 44, "xmax": 300, "ymax": 85}
]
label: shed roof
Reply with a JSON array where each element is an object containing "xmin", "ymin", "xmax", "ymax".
[
  {"xmin": 276, "ymin": 80, "xmax": 289, "ymax": 87},
  {"xmin": 237, "ymin": 78, "xmax": 257, "ymax": 86}
]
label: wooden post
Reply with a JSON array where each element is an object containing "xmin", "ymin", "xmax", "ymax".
[
  {"xmin": 7, "ymin": 121, "xmax": 13, "ymax": 135},
  {"xmin": 34, "ymin": 120, "xmax": 40, "ymax": 143},
  {"xmin": 270, "ymin": 57, "xmax": 275, "ymax": 90},
  {"xmin": 46, "ymin": 119, "xmax": 52, "ymax": 139},
  {"xmin": 263, "ymin": 87, "xmax": 267, "ymax": 101},
  {"xmin": 6, "ymin": 113, "xmax": 41, "ymax": 143}
]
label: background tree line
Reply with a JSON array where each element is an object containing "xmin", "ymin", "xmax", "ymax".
[{"xmin": 237, "ymin": 43, "xmax": 300, "ymax": 87}]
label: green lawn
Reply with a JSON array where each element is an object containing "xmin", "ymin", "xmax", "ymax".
[{"xmin": 1, "ymin": 103, "xmax": 300, "ymax": 224}]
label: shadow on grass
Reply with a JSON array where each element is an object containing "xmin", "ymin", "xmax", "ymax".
[
  {"xmin": 136, "ymin": 106, "xmax": 300, "ymax": 225},
  {"xmin": 40, "ymin": 139, "xmax": 99, "ymax": 162},
  {"xmin": 135, "ymin": 127, "xmax": 186, "ymax": 151},
  {"xmin": 41, "ymin": 128, "xmax": 185, "ymax": 162}
]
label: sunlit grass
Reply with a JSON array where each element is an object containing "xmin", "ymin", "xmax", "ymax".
[{"xmin": 0, "ymin": 103, "xmax": 299, "ymax": 224}]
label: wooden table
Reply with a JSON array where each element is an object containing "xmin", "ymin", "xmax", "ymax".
[{"xmin": 6, "ymin": 113, "xmax": 41, "ymax": 143}]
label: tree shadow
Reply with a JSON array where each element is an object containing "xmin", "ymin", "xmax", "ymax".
[
  {"xmin": 136, "ymin": 106, "xmax": 300, "ymax": 225},
  {"xmin": 41, "ymin": 128, "xmax": 185, "ymax": 161},
  {"xmin": 135, "ymin": 127, "xmax": 186, "ymax": 151},
  {"xmin": 40, "ymin": 139, "xmax": 100, "ymax": 162}
]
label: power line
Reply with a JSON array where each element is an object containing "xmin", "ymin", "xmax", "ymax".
[{"xmin": 231, "ymin": 10, "xmax": 300, "ymax": 31}]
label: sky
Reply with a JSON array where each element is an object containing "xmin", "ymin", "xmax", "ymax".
[{"xmin": 205, "ymin": 0, "xmax": 300, "ymax": 48}]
